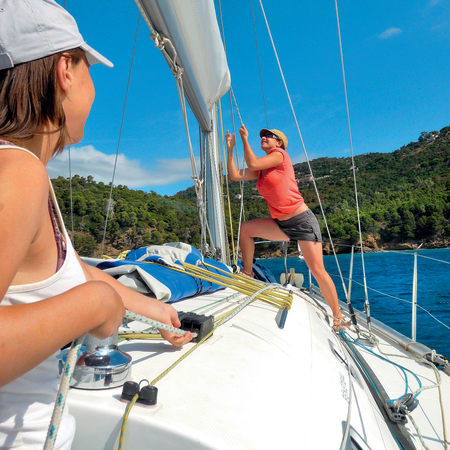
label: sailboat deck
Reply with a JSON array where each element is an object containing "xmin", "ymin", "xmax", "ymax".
[{"xmin": 66, "ymin": 286, "xmax": 449, "ymax": 449}]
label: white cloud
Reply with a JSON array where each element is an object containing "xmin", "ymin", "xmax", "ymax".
[
  {"xmin": 47, "ymin": 145, "xmax": 199, "ymax": 188},
  {"xmin": 378, "ymin": 27, "xmax": 402, "ymax": 39}
]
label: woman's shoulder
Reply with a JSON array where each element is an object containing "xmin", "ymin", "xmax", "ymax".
[
  {"xmin": 0, "ymin": 148, "xmax": 49, "ymax": 201},
  {"xmin": 267, "ymin": 147, "xmax": 290, "ymax": 165},
  {"xmin": 268, "ymin": 147, "xmax": 287, "ymax": 157}
]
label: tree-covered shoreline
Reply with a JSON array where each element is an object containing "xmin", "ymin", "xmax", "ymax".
[{"xmin": 53, "ymin": 126, "xmax": 449, "ymax": 258}]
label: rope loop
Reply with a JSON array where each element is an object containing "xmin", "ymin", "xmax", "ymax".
[
  {"xmin": 173, "ymin": 64, "xmax": 184, "ymax": 80},
  {"xmin": 151, "ymin": 32, "xmax": 164, "ymax": 50}
]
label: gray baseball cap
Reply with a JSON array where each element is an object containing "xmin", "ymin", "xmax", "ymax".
[{"xmin": 0, "ymin": 0, "xmax": 113, "ymax": 70}]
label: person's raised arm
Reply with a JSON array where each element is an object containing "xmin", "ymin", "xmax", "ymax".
[
  {"xmin": 225, "ymin": 130, "xmax": 258, "ymax": 181},
  {"xmin": 239, "ymin": 124, "xmax": 283, "ymax": 171}
]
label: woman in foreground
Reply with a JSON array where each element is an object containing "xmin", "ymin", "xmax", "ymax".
[
  {"xmin": 0, "ymin": 1, "xmax": 192, "ymax": 448},
  {"xmin": 226, "ymin": 125, "xmax": 347, "ymax": 329}
]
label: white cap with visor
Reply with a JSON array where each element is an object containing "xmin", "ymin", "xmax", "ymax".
[{"xmin": 0, "ymin": 0, "xmax": 113, "ymax": 70}]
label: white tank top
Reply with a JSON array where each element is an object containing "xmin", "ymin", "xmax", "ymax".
[{"xmin": 0, "ymin": 145, "xmax": 87, "ymax": 449}]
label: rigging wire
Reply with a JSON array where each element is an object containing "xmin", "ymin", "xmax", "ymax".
[
  {"xmin": 326, "ymin": 271, "xmax": 450, "ymax": 331},
  {"xmin": 100, "ymin": 14, "xmax": 140, "ymax": 257},
  {"xmin": 333, "ymin": 0, "xmax": 369, "ymax": 333},
  {"xmin": 175, "ymin": 75, "xmax": 215, "ymax": 254},
  {"xmin": 228, "ymin": 87, "xmax": 248, "ymax": 263},
  {"xmin": 68, "ymin": 146, "xmax": 74, "ymax": 244},
  {"xmin": 63, "ymin": 2, "xmax": 74, "ymax": 244},
  {"xmin": 256, "ymin": 0, "xmax": 349, "ymax": 300},
  {"xmin": 249, "ymin": 0, "xmax": 269, "ymax": 128}
]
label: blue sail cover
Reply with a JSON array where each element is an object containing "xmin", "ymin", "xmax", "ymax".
[{"xmin": 97, "ymin": 243, "xmax": 231, "ymax": 303}]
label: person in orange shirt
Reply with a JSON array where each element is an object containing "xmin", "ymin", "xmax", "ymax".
[{"xmin": 226, "ymin": 125, "xmax": 346, "ymax": 329}]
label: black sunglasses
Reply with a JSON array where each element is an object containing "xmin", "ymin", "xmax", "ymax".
[{"xmin": 261, "ymin": 133, "xmax": 280, "ymax": 140}]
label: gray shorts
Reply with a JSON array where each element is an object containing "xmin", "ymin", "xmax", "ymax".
[{"xmin": 274, "ymin": 209, "xmax": 322, "ymax": 242}]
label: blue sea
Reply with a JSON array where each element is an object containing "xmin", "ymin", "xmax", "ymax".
[{"xmin": 257, "ymin": 248, "xmax": 450, "ymax": 357}]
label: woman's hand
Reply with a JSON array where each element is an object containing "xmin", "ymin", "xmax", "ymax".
[
  {"xmin": 225, "ymin": 130, "xmax": 235, "ymax": 152},
  {"xmin": 157, "ymin": 303, "xmax": 194, "ymax": 346},
  {"xmin": 239, "ymin": 124, "xmax": 248, "ymax": 141}
]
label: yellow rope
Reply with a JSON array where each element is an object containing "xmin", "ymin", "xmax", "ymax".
[
  {"xmin": 137, "ymin": 259, "xmax": 292, "ymax": 309},
  {"xmin": 182, "ymin": 262, "xmax": 292, "ymax": 307},
  {"xmin": 117, "ymin": 260, "xmax": 295, "ymax": 447},
  {"xmin": 101, "ymin": 250, "xmax": 130, "ymax": 260},
  {"xmin": 218, "ymin": 98, "xmax": 236, "ymax": 264},
  {"xmin": 119, "ymin": 333, "xmax": 162, "ymax": 340},
  {"xmin": 117, "ymin": 250, "xmax": 131, "ymax": 260},
  {"xmin": 118, "ymin": 393, "xmax": 139, "ymax": 450}
]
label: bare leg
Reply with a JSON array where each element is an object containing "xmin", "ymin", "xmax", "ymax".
[
  {"xmin": 240, "ymin": 218, "xmax": 289, "ymax": 274},
  {"xmin": 298, "ymin": 240, "xmax": 343, "ymax": 320}
]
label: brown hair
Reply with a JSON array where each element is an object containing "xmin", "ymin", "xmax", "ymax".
[{"xmin": 0, "ymin": 48, "xmax": 85, "ymax": 155}]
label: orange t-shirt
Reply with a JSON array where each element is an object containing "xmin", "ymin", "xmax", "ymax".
[{"xmin": 256, "ymin": 147, "xmax": 304, "ymax": 219}]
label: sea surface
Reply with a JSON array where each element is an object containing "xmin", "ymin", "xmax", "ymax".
[{"xmin": 257, "ymin": 248, "xmax": 450, "ymax": 357}]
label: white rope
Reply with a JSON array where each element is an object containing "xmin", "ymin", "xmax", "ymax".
[
  {"xmin": 420, "ymin": 358, "xmax": 448, "ymax": 449},
  {"xmin": 405, "ymin": 411, "xmax": 431, "ymax": 450},
  {"xmin": 228, "ymin": 88, "xmax": 246, "ymax": 264},
  {"xmin": 124, "ymin": 310, "xmax": 196, "ymax": 337},
  {"xmin": 257, "ymin": 0, "xmax": 348, "ymax": 300},
  {"xmin": 230, "ymin": 87, "xmax": 244, "ymax": 126},
  {"xmin": 336, "ymin": 334, "xmax": 354, "ymax": 450},
  {"xmin": 44, "ymin": 335, "xmax": 85, "ymax": 450}
]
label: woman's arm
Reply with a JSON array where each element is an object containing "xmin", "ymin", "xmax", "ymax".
[
  {"xmin": 79, "ymin": 258, "xmax": 193, "ymax": 346},
  {"xmin": 0, "ymin": 281, "xmax": 125, "ymax": 387},
  {"xmin": 226, "ymin": 131, "xmax": 258, "ymax": 181},
  {"xmin": 239, "ymin": 124, "xmax": 283, "ymax": 171},
  {"xmin": 0, "ymin": 152, "xmax": 124, "ymax": 386}
]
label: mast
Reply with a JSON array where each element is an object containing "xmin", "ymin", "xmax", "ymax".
[
  {"xmin": 203, "ymin": 105, "xmax": 229, "ymax": 263},
  {"xmin": 135, "ymin": 0, "xmax": 231, "ymax": 263}
]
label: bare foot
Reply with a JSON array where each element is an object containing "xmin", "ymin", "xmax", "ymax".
[{"xmin": 332, "ymin": 316, "xmax": 352, "ymax": 331}]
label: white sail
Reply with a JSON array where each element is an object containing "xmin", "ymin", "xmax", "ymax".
[{"xmin": 136, "ymin": 0, "xmax": 231, "ymax": 131}]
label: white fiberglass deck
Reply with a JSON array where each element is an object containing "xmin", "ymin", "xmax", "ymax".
[{"xmin": 67, "ymin": 286, "xmax": 449, "ymax": 449}]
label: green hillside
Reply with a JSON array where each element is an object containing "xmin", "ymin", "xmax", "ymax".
[{"xmin": 53, "ymin": 126, "xmax": 449, "ymax": 257}]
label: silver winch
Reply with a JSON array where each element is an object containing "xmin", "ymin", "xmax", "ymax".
[{"xmin": 59, "ymin": 332, "xmax": 132, "ymax": 390}]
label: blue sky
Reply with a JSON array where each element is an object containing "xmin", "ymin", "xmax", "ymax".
[{"xmin": 48, "ymin": 0, "xmax": 450, "ymax": 196}]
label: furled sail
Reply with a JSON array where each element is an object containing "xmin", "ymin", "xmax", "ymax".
[{"xmin": 136, "ymin": 0, "xmax": 231, "ymax": 131}]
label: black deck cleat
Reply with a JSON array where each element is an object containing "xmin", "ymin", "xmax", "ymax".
[
  {"xmin": 178, "ymin": 311, "xmax": 214, "ymax": 342},
  {"xmin": 121, "ymin": 381, "xmax": 139, "ymax": 402},
  {"xmin": 137, "ymin": 385, "xmax": 158, "ymax": 406}
]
